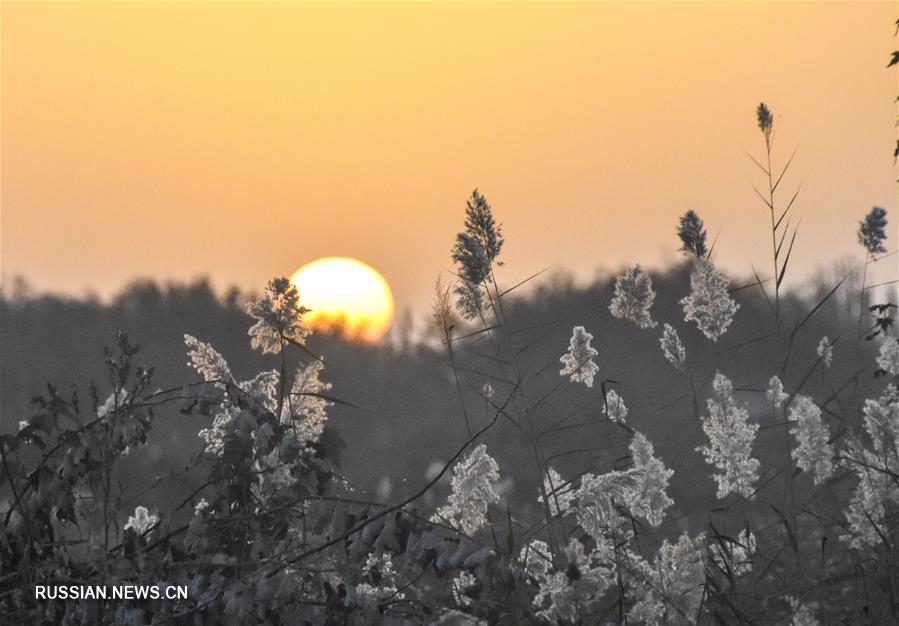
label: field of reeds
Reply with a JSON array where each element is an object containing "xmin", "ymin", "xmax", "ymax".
[{"xmin": 1, "ymin": 104, "xmax": 897, "ymax": 625}]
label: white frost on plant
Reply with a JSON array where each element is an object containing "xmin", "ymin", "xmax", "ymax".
[
  {"xmin": 697, "ymin": 373, "xmax": 760, "ymax": 499},
  {"xmin": 603, "ymin": 389, "xmax": 628, "ymax": 423},
  {"xmin": 788, "ymin": 395, "xmax": 833, "ymax": 485},
  {"xmin": 451, "ymin": 571, "xmax": 477, "ymax": 608},
  {"xmin": 185, "ymin": 335, "xmax": 242, "ymax": 456},
  {"xmin": 185, "ymin": 334, "xmax": 234, "ymax": 385},
  {"xmin": 841, "ymin": 387, "xmax": 899, "ymax": 551},
  {"xmin": 609, "ymin": 265, "xmax": 657, "ymax": 329},
  {"xmin": 520, "ymin": 540, "xmax": 552, "ymax": 581},
  {"xmin": 538, "ymin": 467, "xmax": 574, "ymax": 517},
  {"xmin": 253, "ymin": 448, "xmax": 294, "ymax": 490},
  {"xmin": 432, "ymin": 444, "xmax": 501, "ymax": 535},
  {"xmin": 629, "ymin": 532, "xmax": 707, "ymax": 625},
  {"xmin": 680, "ymin": 259, "xmax": 739, "ymax": 342},
  {"xmin": 354, "ymin": 551, "xmax": 402, "ymax": 604},
  {"xmin": 876, "ymin": 336, "xmax": 899, "ymax": 376},
  {"xmin": 574, "ymin": 470, "xmax": 639, "ymax": 546},
  {"xmin": 629, "ymin": 431, "xmax": 674, "ymax": 527},
  {"xmin": 559, "ymin": 326, "xmax": 600, "ymax": 388},
  {"xmin": 659, "ymin": 323, "xmax": 687, "ymax": 369},
  {"xmin": 816, "ymin": 336, "xmax": 833, "ymax": 369},
  {"xmin": 198, "ymin": 407, "xmax": 239, "ymax": 457},
  {"xmin": 240, "ymin": 370, "xmax": 280, "ymax": 413},
  {"xmin": 531, "ymin": 539, "xmax": 614, "ymax": 623},
  {"xmin": 124, "ymin": 506, "xmax": 158, "ymax": 535},
  {"xmin": 574, "ymin": 434, "xmax": 674, "ymax": 537},
  {"xmin": 861, "ymin": 386, "xmax": 899, "ymax": 466},
  {"xmin": 283, "ymin": 361, "xmax": 332, "ymax": 446},
  {"xmin": 766, "ymin": 375, "xmax": 788, "ymax": 409},
  {"xmin": 186, "ymin": 330, "xmax": 332, "ymax": 455},
  {"xmin": 97, "ymin": 388, "xmax": 129, "ymax": 418},
  {"xmin": 246, "ymin": 277, "xmax": 310, "ymax": 354},
  {"xmin": 841, "ymin": 457, "xmax": 897, "ymax": 549}
]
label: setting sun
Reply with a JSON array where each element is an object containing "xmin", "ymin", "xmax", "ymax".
[{"xmin": 290, "ymin": 257, "xmax": 394, "ymax": 343}]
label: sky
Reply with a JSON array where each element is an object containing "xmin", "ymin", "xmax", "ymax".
[{"xmin": 2, "ymin": 1, "xmax": 897, "ymax": 325}]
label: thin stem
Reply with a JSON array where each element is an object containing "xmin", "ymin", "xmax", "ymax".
[
  {"xmin": 446, "ymin": 342, "xmax": 473, "ymax": 437},
  {"xmin": 857, "ymin": 252, "xmax": 871, "ymax": 344},
  {"xmin": 766, "ymin": 134, "xmax": 781, "ymax": 326}
]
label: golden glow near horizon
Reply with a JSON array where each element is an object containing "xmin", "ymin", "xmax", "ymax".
[
  {"xmin": 290, "ymin": 258, "xmax": 395, "ymax": 343},
  {"xmin": 1, "ymin": 2, "xmax": 896, "ymax": 313}
]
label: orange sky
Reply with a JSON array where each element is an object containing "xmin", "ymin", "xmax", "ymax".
[{"xmin": 2, "ymin": 1, "xmax": 896, "ymax": 322}]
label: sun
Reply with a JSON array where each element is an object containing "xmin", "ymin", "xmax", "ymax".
[{"xmin": 289, "ymin": 257, "xmax": 395, "ymax": 343}]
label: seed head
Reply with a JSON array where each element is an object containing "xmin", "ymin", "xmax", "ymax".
[
  {"xmin": 677, "ymin": 210, "xmax": 708, "ymax": 258},
  {"xmin": 858, "ymin": 206, "xmax": 888, "ymax": 256},
  {"xmin": 756, "ymin": 102, "xmax": 774, "ymax": 140}
]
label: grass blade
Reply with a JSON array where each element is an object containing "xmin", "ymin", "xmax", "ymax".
[
  {"xmin": 498, "ymin": 267, "xmax": 554, "ymax": 298},
  {"xmin": 775, "ymin": 216, "xmax": 792, "ymax": 260},
  {"xmin": 707, "ymin": 228, "xmax": 722, "ymax": 259},
  {"xmin": 771, "ymin": 145, "xmax": 798, "ymax": 194},
  {"xmin": 776, "ymin": 224, "xmax": 800, "ymax": 289},
  {"xmin": 747, "ymin": 151, "xmax": 769, "ymax": 175},
  {"xmin": 786, "ymin": 274, "xmax": 847, "ymax": 341},
  {"xmin": 753, "ymin": 186, "xmax": 773, "ymax": 210}
]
